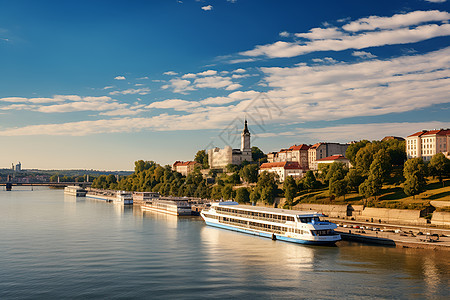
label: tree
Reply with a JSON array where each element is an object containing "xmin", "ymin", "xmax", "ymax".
[
  {"xmin": 235, "ymin": 187, "xmax": 250, "ymax": 203},
  {"xmin": 225, "ymin": 164, "xmax": 239, "ymax": 173},
  {"xmin": 403, "ymin": 158, "xmax": 427, "ymax": 199},
  {"xmin": 194, "ymin": 150, "xmax": 209, "ymax": 169},
  {"xmin": 226, "ymin": 172, "xmax": 241, "ymax": 185},
  {"xmin": 222, "ymin": 184, "xmax": 234, "ymax": 200},
  {"xmin": 345, "ymin": 168, "xmax": 364, "ymax": 192},
  {"xmin": 283, "ymin": 176, "xmax": 297, "ymax": 205},
  {"xmin": 250, "ymin": 188, "xmax": 260, "ymax": 203},
  {"xmin": 251, "ymin": 146, "xmax": 267, "ymax": 163},
  {"xmin": 330, "ymin": 179, "xmax": 348, "ymax": 200},
  {"xmin": 260, "ymin": 186, "xmax": 275, "ymax": 205},
  {"xmin": 239, "ymin": 164, "xmax": 258, "ymax": 183},
  {"xmin": 346, "ymin": 140, "xmax": 370, "ymax": 165},
  {"xmin": 429, "ymin": 153, "xmax": 450, "ymax": 186},
  {"xmin": 211, "ymin": 185, "xmax": 223, "ymax": 200},
  {"xmin": 303, "ymin": 170, "xmax": 318, "ymax": 191}
]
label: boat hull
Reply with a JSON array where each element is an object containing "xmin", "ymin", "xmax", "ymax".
[{"xmin": 204, "ymin": 220, "xmax": 340, "ymax": 246}]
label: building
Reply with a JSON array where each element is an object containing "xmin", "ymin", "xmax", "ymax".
[
  {"xmin": 315, "ymin": 155, "xmax": 351, "ymax": 168},
  {"xmin": 406, "ymin": 129, "xmax": 450, "ymax": 161},
  {"xmin": 172, "ymin": 161, "xmax": 200, "ymax": 176},
  {"xmin": 267, "ymin": 144, "xmax": 310, "ymax": 169},
  {"xmin": 259, "ymin": 161, "xmax": 303, "ymax": 182},
  {"xmin": 12, "ymin": 162, "xmax": 21, "ymax": 172},
  {"xmin": 208, "ymin": 120, "xmax": 252, "ymax": 169},
  {"xmin": 308, "ymin": 143, "xmax": 349, "ymax": 170}
]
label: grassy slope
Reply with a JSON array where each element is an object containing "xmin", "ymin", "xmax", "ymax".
[{"xmin": 292, "ymin": 178, "xmax": 450, "ymax": 210}]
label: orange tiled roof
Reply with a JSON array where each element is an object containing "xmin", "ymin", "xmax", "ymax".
[
  {"xmin": 260, "ymin": 161, "xmax": 302, "ymax": 169},
  {"xmin": 316, "ymin": 155, "xmax": 348, "ymax": 162}
]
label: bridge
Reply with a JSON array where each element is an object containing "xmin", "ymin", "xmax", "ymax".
[{"xmin": 1, "ymin": 182, "xmax": 92, "ymax": 191}]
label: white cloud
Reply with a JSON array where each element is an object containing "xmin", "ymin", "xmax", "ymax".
[
  {"xmin": 228, "ymin": 58, "xmax": 258, "ymax": 64},
  {"xmin": 343, "ymin": 10, "xmax": 450, "ymax": 31},
  {"xmin": 194, "ymin": 76, "xmax": 233, "ymax": 89},
  {"xmin": 163, "ymin": 71, "xmax": 178, "ymax": 76},
  {"xmin": 241, "ymin": 11, "xmax": 450, "ymax": 58},
  {"xmin": 200, "ymin": 90, "xmax": 259, "ymax": 105},
  {"xmin": 295, "ymin": 27, "xmax": 344, "ymax": 40},
  {"xmin": 279, "ymin": 31, "xmax": 290, "ymax": 37},
  {"xmin": 425, "ymin": 0, "xmax": 447, "ymax": 2},
  {"xmin": 225, "ymin": 83, "xmax": 242, "ymax": 90},
  {"xmin": 197, "ymin": 69, "xmax": 217, "ymax": 76},
  {"xmin": 233, "ymin": 68, "xmax": 246, "ymax": 73},
  {"xmin": 311, "ymin": 57, "xmax": 337, "ymax": 63},
  {"xmin": 103, "ymin": 86, "xmax": 115, "ymax": 90},
  {"xmin": 294, "ymin": 122, "xmax": 450, "ymax": 142},
  {"xmin": 109, "ymin": 88, "xmax": 150, "ymax": 95},
  {"xmin": 162, "ymin": 78, "xmax": 195, "ymax": 94},
  {"xmin": 181, "ymin": 73, "xmax": 197, "ymax": 79},
  {"xmin": 352, "ymin": 51, "xmax": 377, "ymax": 59},
  {"xmin": 147, "ymin": 99, "xmax": 200, "ymax": 111},
  {"xmin": 259, "ymin": 47, "xmax": 450, "ymax": 122},
  {"xmin": 137, "ymin": 76, "xmax": 149, "ymax": 80},
  {"xmin": 201, "ymin": 5, "xmax": 213, "ymax": 11},
  {"xmin": 114, "ymin": 76, "xmax": 126, "ymax": 80}
]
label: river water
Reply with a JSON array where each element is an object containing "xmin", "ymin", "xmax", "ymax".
[{"xmin": 0, "ymin": 187, "xmax": 448, "ymax": 299}]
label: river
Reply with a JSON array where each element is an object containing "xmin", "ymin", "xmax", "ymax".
[{"xmin": 0, "ymin": 187, "xmax": 448, "ymax": 299}]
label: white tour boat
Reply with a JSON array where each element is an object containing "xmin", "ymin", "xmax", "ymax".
[
  {"xmin": 201, "ymin": 201, "xmax": 341, "ymax": 245},
  {"xmin": 64, "ymin": 186, "xmax": 87, "ymax": 197},
  {"xmin": 141, "ymin": 198, "xmax": 192, "ymax": 216}
]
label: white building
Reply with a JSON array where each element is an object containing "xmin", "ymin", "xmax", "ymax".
[
  {"xmin": 315, "ymin": 155, "xmax": 351, "ymax": 168},
  {"xmin": 267, "ymin": 144, "xmax": 310, "ymax": 169},
  {"xmin": 259, "ymin": 161, "xmax": 303, "ymax": 182},
  {"xmin": 406, "ymin": 129, "xmax": 450, "ymax": 161},
  {"xmin": 172, "ymin": 161, "xmax": 200, "ymax": 176},
  {"xmin": 208, "ymin": 120, "xmax": 252, "ymax": 169},
  {"xmin": 308, "ymin": 143, "xmax": 349, "ymax": 170}
]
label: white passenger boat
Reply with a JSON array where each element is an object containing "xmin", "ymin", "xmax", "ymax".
[
  {"xmin": 86, "ymin": 189, "xmax": 133, "ymax": 205},
  {"xmin": 201, "ymin": 201, "xmax": 341, "ymax": 245},
  {"xmin": 141, "ymin": 198, "xmax": 192, "ymax": 216},
  {"xmin": 64, "ymin": 186, "xmax": 87, "ymax": 197}
]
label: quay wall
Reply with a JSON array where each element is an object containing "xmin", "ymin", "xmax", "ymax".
[
  {"xmin": 355, "ymin": 208, "xmax": 427, "ymax": 225},
  {"xmin": 431, "ymin": 212, "xmax": 450, "ymax": 228},
  {"xmin": 294, "ymin": 204, "xmax": 348, "ymax": 218}
]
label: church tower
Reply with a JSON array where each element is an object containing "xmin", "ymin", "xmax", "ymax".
[{"xmin": 241, "ymin": 119, "xmax": 251, "ymax": 151}]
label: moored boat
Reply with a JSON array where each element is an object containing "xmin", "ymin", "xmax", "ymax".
[
  {"xmin": 64, "ymin": 186, "xmax": 87, "ymax": 197},
  {"xmin": 141, "ymin": 197, "xmax": 192, "ymax": 216},
  {"xmin": 201, "ymin": 201, "xmax": 341, "ymax": 245}
]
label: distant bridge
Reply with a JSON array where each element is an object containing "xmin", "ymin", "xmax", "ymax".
[{"xmin": 1, "ymin": 182, "xmax": 92, "ymax": 190}]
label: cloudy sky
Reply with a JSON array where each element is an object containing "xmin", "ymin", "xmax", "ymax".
[{"xmin": 1, "ymin": 0, "xmax": 449, "ymax": 170}]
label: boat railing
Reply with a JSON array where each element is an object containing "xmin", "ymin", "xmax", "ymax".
[
  {"xmin": 215, "ymin": 210, "xmax": 288, "ymax": 224},
  {"xmin": 220, "ymin": 220, "xmax": 285, "ymax": 235}
]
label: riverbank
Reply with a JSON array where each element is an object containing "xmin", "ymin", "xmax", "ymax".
[{"xmin": 331, "ymin": 218, "xmax": 450, "ymax": 250}]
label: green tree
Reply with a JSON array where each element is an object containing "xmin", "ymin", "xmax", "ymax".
[
  {"xmin": 222, "ymin": 184, "xmax": 234, "ymax": 200},
  {"xmin": 429, "ymin": 153, "xmax": 450, "ymax": 186},
  {"xmin": 194, "ymin": 150, "xmax": 209, "ymax": 169},
  {"xmin": 251, "ymin": 146, "xmax": 267, "ymax": 163},
  {"xmin": 283, "ymin": 175, "xmax": 297, "ymax": 205},
  {"xmin": 260, "ymin": 185, "xmax": 275, "ymax": 205},
  {"xmin": 303, "ymin": 170, "xmax": 318, "ymax": 191},
  {"xmin": 226, "ymin": 172, "xmax": 241, "ymax": 185},
  {"xmin": 346, "ymin": 140, "xmax": 369, "ymax": 165},
  {"xmin": 211, "ymin": 185, "xmax": 223, "ymax": 200},
  {"xmin": 345, "ymin": 168, "xmax": 364, "ymax": 192},
  {"xmin": 403, "ymin": 158, "xmax": 427, "ymax": 199},
  {"xmin": 330, "ymin": 179, "xmax": 348, "ymax": 200},
  {"xmin": 239, "ymin": 164, "xmax": 258, "ymax": 183},
  {"xmin": 235, "ymin": 187, "xmax": 250, "ymax": 203},
  {"xmin": 250, "ymin": 189, "xmax": 260, "ymax": 203}
]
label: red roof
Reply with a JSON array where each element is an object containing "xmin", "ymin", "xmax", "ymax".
[
  {"xmin": 309, "ymin": 143, "xmax": 322, "ymax": 149},
  {"xmin": 260, "ymin": 161, "xmax": 302, "ymax": 169},
  {"xmin": 288, "ymin": 144, "xmax": 310, "ymax": 151},
  {"xmin": 316, "ymin": 155, "xmax": 348, "ymax": 162},
  {"xmin": 173, "ymin": 161, "xmax": 198, "ymax": 167},
  {"xmin": 408, "ymin": 129, "xmax": 450, "ymax": 137}
]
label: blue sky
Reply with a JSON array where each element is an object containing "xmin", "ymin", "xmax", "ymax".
[{"xmin": 1, "ymin": 0, "xmax": 449, "ymax": 170}]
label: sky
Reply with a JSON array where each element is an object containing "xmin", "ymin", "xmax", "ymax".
[{"xmin": 0, "ymin": 0, "xmax": 449, "ymax": 170}]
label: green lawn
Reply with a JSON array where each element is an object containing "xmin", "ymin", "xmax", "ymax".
[{"xmin": 291, "ymin": 178, "xmax": 450, "ymax": 210}]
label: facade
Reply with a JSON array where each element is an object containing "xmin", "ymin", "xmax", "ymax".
[
  {"xmin": 406, "ymin": 129, "xmax": 450, "ymax": 161},
  {"xmin": 267, "ymin": 144, "xmax": 310, "ymax": 169},
  {"xmin": 259, "ymin": 161, "xmax": 303, "ymax": 182},
  {"xmin": 308, "ymin": 143, "xmax": 349, "ymax": 170},
  {"xmin": 315, "ymin": 155, "xmax": 351, "ymax": 168},
  {"xmin": 172, "ymin": 161, "xmax": 200, "ymax": 176},
  {"xmin": 208, "ymin": 120, "xmax": 252, "ymax": 169}
]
